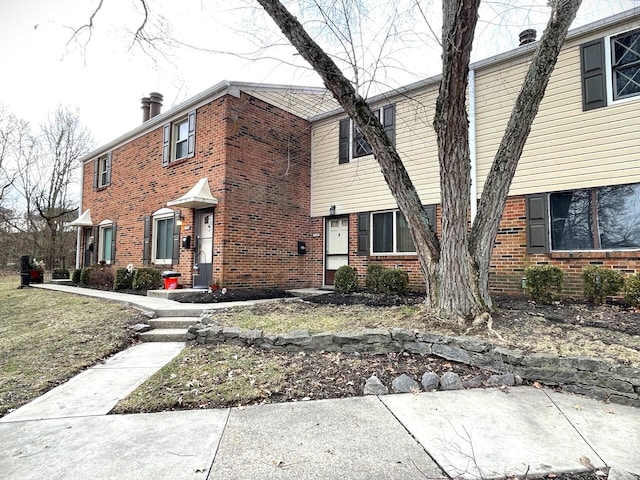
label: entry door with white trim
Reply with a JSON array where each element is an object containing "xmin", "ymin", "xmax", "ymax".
[{"xmin": 325, "ymin": 216, "xmax": 349, "ymax": 285}]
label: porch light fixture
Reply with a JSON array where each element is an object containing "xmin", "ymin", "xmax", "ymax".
[
  {"xmin": 176, "ymin": 213, "xmax": 184, "ymax": 226},
  {"xmin": 329, "ymin": 205, "xmax": 336, "ymax": 216}
]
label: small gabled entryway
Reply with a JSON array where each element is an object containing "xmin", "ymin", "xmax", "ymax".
[{"xmin": 325, "ymin": 216, "xmax": 349, "ymax": 286}]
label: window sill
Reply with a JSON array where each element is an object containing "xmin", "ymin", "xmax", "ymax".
[
  {"xmin": 550, "ymin": 250, "xmax": 640, "ymax": 259},
  {"xmin": 153, "ymin": 260, "xmax": 172, "ymax": 266},
  {"xmin": 96, "ymin": 185, "xmax": 109, "ymax": 191},
  {"xmin": 369, "ymin": 253, "xmax": 417, "ymax": 259},
  {"xmin": 166, "ymin": 157, "xmax": 189, "ymax": 168}
]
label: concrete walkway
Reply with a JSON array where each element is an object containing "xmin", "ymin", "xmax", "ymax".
[{"xmin": 3, "ymin": 284, "xmax": 638, "ymax": 479}]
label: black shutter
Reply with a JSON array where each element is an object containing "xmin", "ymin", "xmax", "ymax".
[
  {"xmin": 143, "ymin": 216, "xmax": 151, "ymax": 266},
  {"xmin": 110, "ymin": 222, "xmax": 117, "ymax": 264},
  {"xmin": 383, "ymin": 105, "xmax": 396, "ymax": 148},
  {"xmin": 93, "ymin": 158, "xmax": 98, "ymax": 190},
  {"xmin": 526, "ymin": 194, "xmax": 549, "ymax": 254},
  {"xmin": 357, "ymin": 212, "xmax": 370, "ymax": 256},
  {"xmin": 92, "ymin": 226, "xmax": 99, "ymax": 264},
  {"xmin": 162, "ymin": 123, "xmax": 171, "ymax": 166},
  {"xmin": 338, "ymin": 118, "xmax": 350, "ymax": 164},
  {"xmin": 424, "ymin": 204, "xmax": 436, "ymax": 231},
  {"xmin": 580, "ymin": 38, "xmax": 607, "ymax": 111},
  {"xmin": 105, "ymin": 152, "xmax": 112, "ymax": 186},
  {"xmin": 187, "ymin": 110, "xmax": 196, "ymax": 158},
  {"xmin": 172, "ymin": 211, "xmax": 181, "ymax": 264}
]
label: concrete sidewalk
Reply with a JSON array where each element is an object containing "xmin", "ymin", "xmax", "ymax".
[
  {"xmin": 33, "ymin": 283, "xmax": 314, "ymax": 316},
  {"xmin": 1, "ymin": 383, "xmax": 639, "ymax": 479}
]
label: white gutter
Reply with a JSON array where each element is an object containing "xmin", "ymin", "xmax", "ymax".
[{"xmin": 469, "ymin": 69, "xmax": 478, "ymax": 222}]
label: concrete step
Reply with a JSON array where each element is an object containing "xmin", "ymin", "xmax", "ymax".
[
  {"xmin": 138, "ymin": 329, "xmax": 188, "ymax": 342},
  {"xmin": 148, "ymin": 317, "xmax": 200, "ymax": 329}
]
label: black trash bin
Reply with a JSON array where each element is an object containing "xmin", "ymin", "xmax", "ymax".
[{"xmin": 161, "ymin": 271, "xmax": 182, "ymax": 290}]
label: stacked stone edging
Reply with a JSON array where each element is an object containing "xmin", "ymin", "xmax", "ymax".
[{"xmin": 186, "ymin": 320, "xmax": 640, "ymax": 407}]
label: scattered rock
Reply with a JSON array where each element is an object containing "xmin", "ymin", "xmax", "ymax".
[
  {"xmin": 440, "ymin": 372, "xmax": 463, "ymax": 391},
  {"xmin": 421, "ymin": 372, "xmax": 440, "ymax": 391},
  {"xmin": 130, "ymin": 323, "xmax": 151, "ymax": 333},
  {"xmin": 392, "ymin": 374, "xmax": 420, "ymax": 393},
  {"xmin": 462, "ymin": 374, "xmax": 486, "ymax": 389},
  {"xmin": 364, "ymin": 375, "xmax": 389, "ymax": 395},
  {"xmin": 140, "ymin": 311, "xmax": 156, "ymax": 319},
  {"xmin": 486, "ymin": 372, "xmax": 515, "ymax": 387},
  {"xmin": 514, "ymin": 375, "xmax": 523, "ymax": 386}
]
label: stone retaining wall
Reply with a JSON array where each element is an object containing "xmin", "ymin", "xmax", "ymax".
[{"xmin": 186, "ymin": 322, "xmax": 640, "ymax": 407}]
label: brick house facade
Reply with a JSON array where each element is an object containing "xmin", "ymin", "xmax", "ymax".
[
  {"xmin": 75, "ymin": 84, "xmax": 330, "ymax": 289},
  {"xmin": 74, "ymin": 10, "xmax": 640, "ymax": 296}
]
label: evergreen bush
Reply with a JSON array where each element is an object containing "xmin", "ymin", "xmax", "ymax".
[
  {"xmin": 582, "ymin": 266, "xmax": 624, "ymax": 304},
  {"xmin": 524, "ymin": 265, "xmax": 564, "ymax": 304},
  {"xmin": 334, "ymin": 265, "xmax": 358, "ymax": 294},
  {"xmin": 133, "ymin": 268, "xmax": 162, "ymax": 291},
  {"xmin": 379, "ymin": 269, "xmax": 409, "ymax": 296}
]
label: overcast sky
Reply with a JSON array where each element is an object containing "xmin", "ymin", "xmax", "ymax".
[{"xmin": 1, "ymin": 0, "xmax": 638, "ymax": 148}]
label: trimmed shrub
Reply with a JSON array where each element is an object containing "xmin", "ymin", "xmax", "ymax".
[
  {"xmin": 114, "ymin": 268, "xmax": 135, "ymax": 290},
  {"xmin": 334, "ymin": 265, "xmax": 358, "ymax": 294},
  {"xmin": 72, "ymin": 268, "xmax": 82, "ymax": 284},
  {"xmin": 87, "ymin": 266, "xmax": 114, "ymax": 288},
  {"xmin": 524, "ymin": 265, "xmax": 564, "ymax": 304},
  {"xmin": 133, "ymin": 268, "xmax": 162, "ymax": 291},
  {"xmin": 365, "ymin": 264, "xmax": 387, "ymax": 292},
  {"xmin": 582, "ymin": 266, "xmax": 624, "ymax": 304},
  {"xmin": 379, "ymin": 269, "xmax": 409, "ymax": 296},
  {"xmin": 624, "ymin": 273, "xmax": 640, "ymax": 308},
  {"xmin": 52, "ymin": 268, "xmax": 70, "ymax": 279},
  {"xmin": 80, "ymin": 266, "xmax": 92, "ymax": 285}
]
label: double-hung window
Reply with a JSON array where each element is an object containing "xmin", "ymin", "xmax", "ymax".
[
  {"xmin": 610, "ymin": 28, "xmax": 640, "ymax": 101},
  {"xmin": 338, "ymin": 105, "xmax": 395, "ymax": 164},
  {"xmin": 93, "ymin": 153, "xmax": 111, "ymax": 189},
  {"xmin": 580, "ymin": 27, "xmax": 640, "ymax": 110},
  {"xmin": 162, "ymin": 110, "xmax": 196, "ymax": 166},
  {"xmin": 371, "ymin": 210, "xmax": 415, "ymax": 254}
]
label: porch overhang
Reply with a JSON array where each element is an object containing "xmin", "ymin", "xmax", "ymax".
[
  {"xmin": 167, "ymin": 178, "xmax": 218, "ymax": 209},
  {"xmin": 67, "ymin": 209, "xmax": 93, "ymax": 227}
]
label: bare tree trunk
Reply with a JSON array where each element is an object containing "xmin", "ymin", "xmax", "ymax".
[
  {"xmin": 255, "ymin": 0, "xmax": 441, "ymax": 307},
  {"xmin": 433, "ymin": 0, "xmax": 484, "ymax": 320},
  {"xmin": 469, "ymin": 0, "xmax": 582, "ymax": 307}
]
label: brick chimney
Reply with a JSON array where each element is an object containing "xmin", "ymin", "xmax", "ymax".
[
  {"xmin": 141, "ymin": 97, "xmax": 151, "ymax": 122},
  {"xmin": 149, "ymin": 92, "xmax": 163, "ymax": 118},
  {"xmin": 519, "ymin": 29, "xmax": 537, "ymax": 46}
]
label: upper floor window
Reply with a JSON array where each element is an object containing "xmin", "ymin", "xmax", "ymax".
[
  {"xmin": 611, "ymin": 28, "xmax": 640, "ymax": 101},
  {"xmin": 93, "ymin": 152, "xmax": 111, "ymax": 189},
  {"xmin": 338, "ymin": 105, "xmax": 395, "ymax": 164},
  {"xmin": 580, "ymin": 27, "xmax": 640, "ymax": 110},
  {"xmin": 162, "ymin": 110, "xmax": 196, "ymax": 166}
]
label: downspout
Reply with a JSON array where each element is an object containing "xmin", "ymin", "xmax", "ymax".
[
  {"xmin": 469, "ymin": 68, "xmax": 478, "ymax": 222},
  {"xmin": 74, "ymin": 167, "xmax": 84, "ymax": 270}
]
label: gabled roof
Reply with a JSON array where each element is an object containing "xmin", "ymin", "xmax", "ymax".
[{"xmin": 79, "ymin": 81, "xmax": 339, "ymax": 164}]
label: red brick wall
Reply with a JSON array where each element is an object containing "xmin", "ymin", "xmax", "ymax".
[
  {"xmin": 216, "ymin": 93, "xmax": 319, "ymax": 288},
  {"xmin": 80, "ymin": 92, "xmax": 321, "ymax": 289},
  {"xmin": 342, "ymin": 197, "xmax": 640, "ymax": 296}
]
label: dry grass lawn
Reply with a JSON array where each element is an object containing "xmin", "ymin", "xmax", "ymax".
[{"xmin": 0, "ymin": 276, "xmax": 140, "ymax": 416}]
